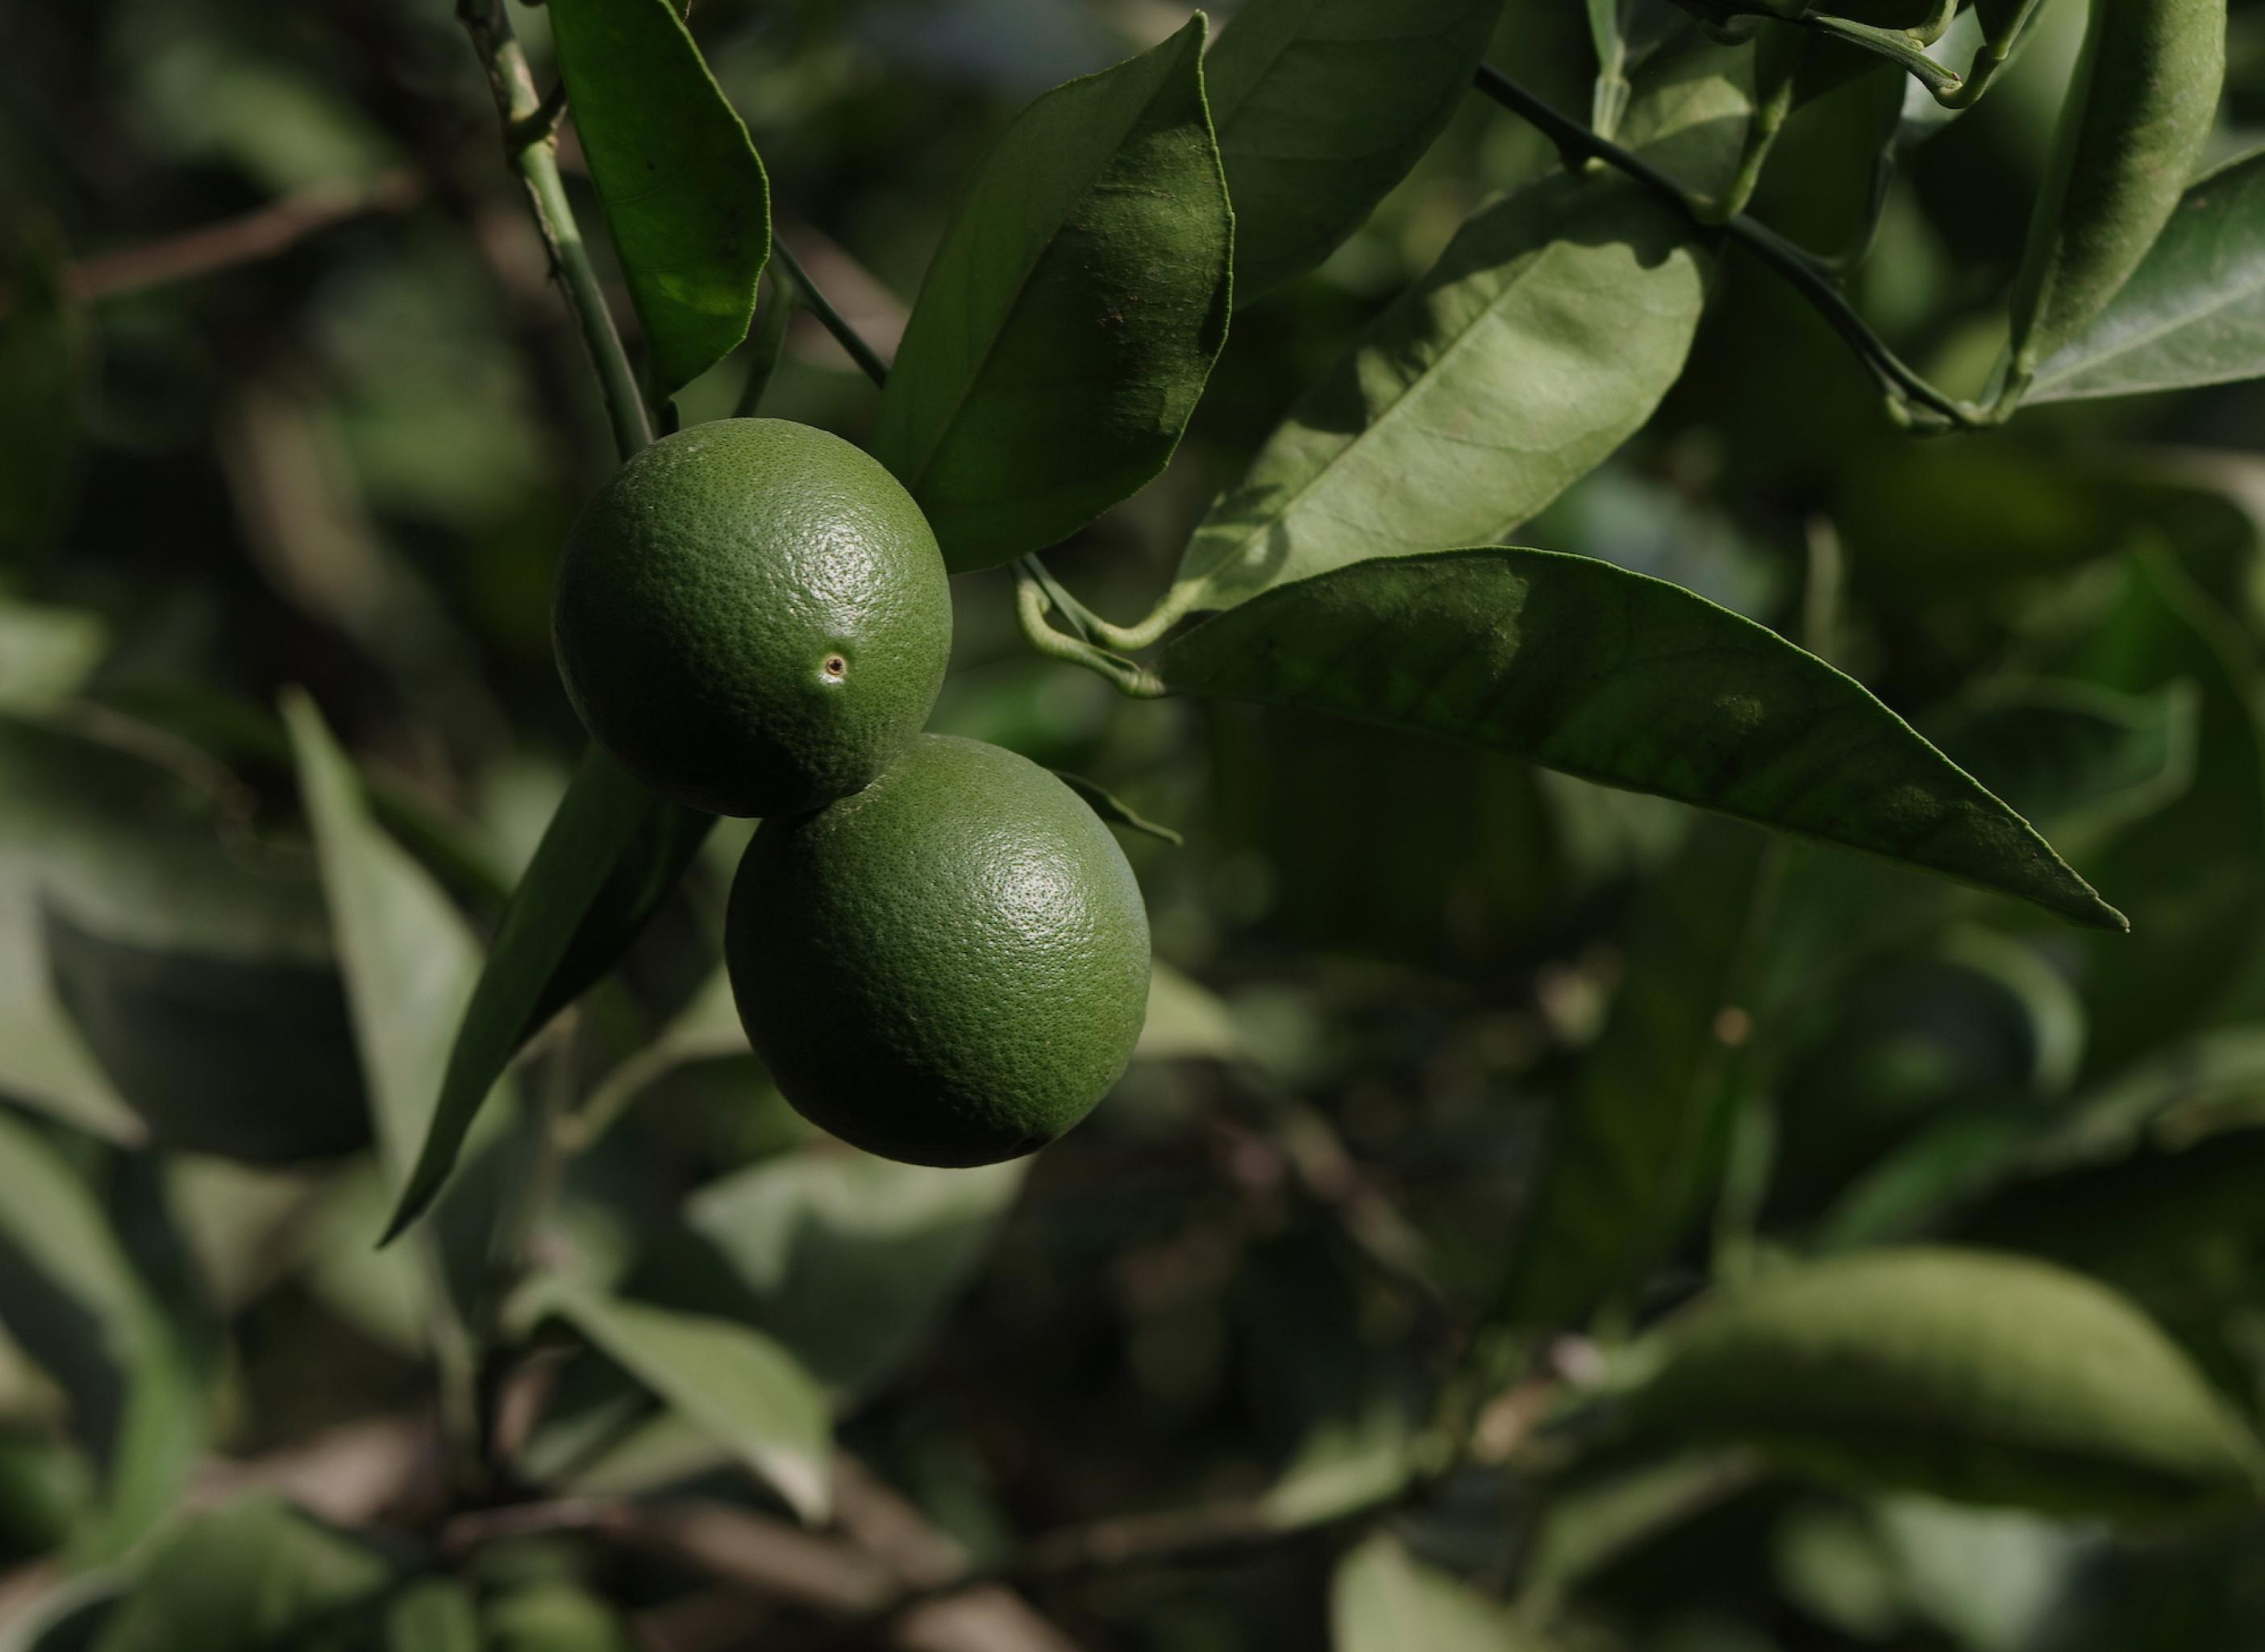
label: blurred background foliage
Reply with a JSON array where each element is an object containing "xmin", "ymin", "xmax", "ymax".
[{"xmin": 4, "ymin": 1, "xmax": 2265, "ymax": 1648}]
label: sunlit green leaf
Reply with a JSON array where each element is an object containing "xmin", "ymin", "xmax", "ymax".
[
  {"xmin": 1331, "ymin": 1532, "xmax": 1540, "ymax": 1652},
  {"xmin": 532, "ymin": 1279, "xmax": 831, "ymax": 1521},
  {"xmin": 1157, "ymin": 549, "xmax": 2122, "ymax": 928},
  {"xmin": 1206, "ymin": 0, "xmax": 1501, "ymax": 301},
  {"xmin": 1151, "ymin": 172, "xmax": 1706, "ymax": 628},
  {"xmin": 684, "ymin": 1149, "xmax": 1024, "ymax": 1404},
  {"xmin": 874, "ymin": 17, "xmax": 1232, "ymax": 571},
  {"xmin": 2030, "ymin": 148, "xmax": 2265, "ymax": 402},
  {"xmin": 547, "ymin": 0, "xmax": 769, "ymax": 395},
  {"xmin": 1630, "ymin": 1247, "xmax": 2265, "ymax": 1519}
]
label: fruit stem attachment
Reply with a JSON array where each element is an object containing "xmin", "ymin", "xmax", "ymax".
[
  {"xmin": 770, "ymin": 236, "xmax": 892, "ymax": 390},
  {"xmin": 1015, "ymin": 565, "xmax": 1167, "ymax": 698},
  {"xmin": 1470, "ymin": 64, "xmax": 2004, "ymax": 434},
  {"xmin": 457, "ymin": 0, "xmax": 654, "ymax": 460}
]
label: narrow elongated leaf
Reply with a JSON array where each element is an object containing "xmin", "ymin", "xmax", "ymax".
[
  {"xmin": 0, "ymin": 1109, "xmax": 204, "ymax": 1562},
  {"xmin": 536, "ymin": 1280, "xmax": 831, "ymax": 1521},
  {"xmin": 1155, "ymin": 549, "xmax": 2124, "ymax": 928},
  {"xmin": 88, "ymin": 1495, "xmax": 393, "ymax": 1652},
  {"xmin": 1630, "ymin": 1248, "xmax": 2265, "ymax": 1519},
  {"xmin": 685, "ymin": 1151, "xmax": 1026, "ymax": 1403},
  {"xmin": 873, "ymin": 17, "xmax": 1233, "ymax": 571},
  {"xmin": 1501, "ymin": 819, "xmax": 1770, "ymax": 1327},
  {"xmin": 1331, "ymin": 1532, "xmax": 1540, "ymax": 1652},
  {"xmin": 547, "ymin": 0, "xmax": 769, "ymax": 395},
  {"xmin": 2030, "ymin": 148, "xmax": 2265, "ymax": 402},
  {"xmin": 1151, "ymin": 171, "xmax": 1706, "ymax": 629},
  {"xmin": 284, "ymin": 693, "xmax": 485, "ymax": 1193},
  {"xmin": 1205, "ymin": 0, "xmax": 1502, "ymax": 301},
  {"xmin": 382, "ymin": 747, "xmax": 710, "ymax": 1242}
]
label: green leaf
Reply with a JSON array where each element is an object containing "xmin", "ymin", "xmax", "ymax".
[
  {"xmin": 89, "ymin": 1495, "xmax": 394, "ymax": 1652},
  {"xmin": 1147, "ymin": 171, "xmax": 1707, "ymax": 630},
  {"xmin": 1331, "ymin": 1532, "xmax": 1540, "ymax": 1652},
  {"xmin": 1205, "ymin": 0, "xmax": 1502, "ymax": 301},
  {"xmin": 1155, "ymin": 548, "xmax": 2123, "ymax": 928},
  {"xmin": 284, "ymin": 693, "xmax": 488, "ymax": 1197},
  {"xmin": 382, "ymin": 1578, "xmax": 481, "ymax": 1652},
  {"xmin": 683, "ymin": 1150, "xmax": 1024, "ymax": 1404},
  {"xmin": 484, "ymin": 1583, "xmax": 636, "ymax": 1652},
  {"xmin": 872, "ymin": 17, "xmax": 1233, "ymax": 571},
  {"xmin": 1518, "ymin": 1452, "xmax": 1760, "ymax": 1616},
  {"xmin": 0, "ymin": 1109, "xmax": 205, "ymax": 1563},
  {"xmin": 546, "ymin": 0, "xmax": 769, "ymax": 396},
  {"xmin": 0, "ymin": 603, "xmax": 107, "ymax": 714},
  {"xmin": 2030, "ymin": 147, "xmax": 2265, "ymax": 403},
  {"xmin": 1501, "ymin": 819, "xmax": 1768, "ymax": 1328},
  {"xmin": 1, "ymin": 714, "xmax": 360, "ymax": 1158},
  {"xmin": 1135, "ymin": 959, "xmax": 1243, "ymax": 1062},
  {"xmin": 533, "ymin": 1280, "xmax": 831, "ymax": 1521},
  {"xmin": 1630, "ymin": 1247, "xmax": 2265, "ymax": 1520},
  {"xmin": 1053, "ymin": 771, "xmax": 1183, "ymax": 845},
  {"xmin": 381, "ymin": 747, "xmax": 710, "ymax": 1243}
]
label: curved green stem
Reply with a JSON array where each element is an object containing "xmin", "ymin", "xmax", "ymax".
[
  {"xmin": 769, "ymin": 236, "xmax": 892, "ymax": 390},
  {"xmin": 1016, "ymin": 569, "xmax": 1167, "ymax": 698},
  {"xmin": 459, "ymin": 0, "xmax": 652, "ymax": 462},
  {"xmin": 1794, "ymin": 15, "xmax": 1963, "ymax": 98}
]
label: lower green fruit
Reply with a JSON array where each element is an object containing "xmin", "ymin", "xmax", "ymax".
[{"xmin": 727, "ymin": 734, "xmax": 1151, "ymax": 1167}]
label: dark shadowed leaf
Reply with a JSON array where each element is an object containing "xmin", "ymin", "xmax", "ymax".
[
  {"xmin": 531, "ymin": 1279, "xmax": 831, "ymax": 1521},
  {"xmin": 1155, "ymin": 549, "xmax": 2123, "ymax": 928},
  {"xmin": 2031, "ymin": 148, "xmax": 2265, "ymax": 402},
  {"xmin": 87, "ymin": 1495, "xmax": 393, "ymax": 1652},
  {"xmin": 1501, "ymin": 820, "xmax": 1770, "ymax": 1328},
  {"xmin": 873, "ymin": 17, "xmax": 1233, "ymax": 571},
  {"xmin": 380, "ymin": 747, "xmax": 709, "ymax": 1242},
  {"xmin": 1146, "ymin": 172, "xmax": 1707, "ymax": 631},
  {"xmin": 0, "ymin": 1109, "xmax": 205, "ymax": 1563},
  {"xmin": 1630, "ymin": 1247, "xmax": 2265, "ymax": 1520},
  {"xmin": 547, "ymin": 0, "xmax": 769, "ymax": 395},
  {"xmin": 0, "ymin": 215, "xmax": 89, "ymax": 570},
  {"xmin": 684, "ymin": 1151, "xmax": 1026, "ymax": 1403},
  {"xmin": 1206, "ymin": 0, "xmax": 1501, "ymax": 301}
]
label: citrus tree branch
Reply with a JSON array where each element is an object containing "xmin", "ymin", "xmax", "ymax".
[
  {"xmin": 1471, "ymin": 64, "xmax": 1992, "ymax": 433},
  {"xmin": 457, "ymin": 0, "xmax": 653, "ymax": 460}
]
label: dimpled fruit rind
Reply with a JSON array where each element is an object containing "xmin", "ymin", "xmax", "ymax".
[
  {"xmin": 727, "ymin": 734, "xmax": 1152, "ymax": 1167},
  {"xmin": 552, "ymin": 418, "xmax": 951, "ymax": 818}
]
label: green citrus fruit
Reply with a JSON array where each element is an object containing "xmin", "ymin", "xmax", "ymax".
[
  {"xmin": 727, "ymin": 734, "xmax": 1151, "ymax": 1167},
  {"xmin": 552, "ymin": 418, "xmax": 951, "ymax": 818}
]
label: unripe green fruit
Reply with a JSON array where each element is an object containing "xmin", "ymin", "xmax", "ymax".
[
  {"xmin": 727, "ymin": 734, "xmax": 1151, "ymax": 1167},
  {"xmin": 552, "ymin": 418, "xmax": 952, "ymax": 818}
]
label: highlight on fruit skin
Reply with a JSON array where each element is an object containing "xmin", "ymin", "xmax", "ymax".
[
  {"xmin": 727, "ymin": 734, "xmax": 1153, "ymax": 1167},
  {"xmin": 552, "ymin": 418, "xmax": 952, "ymax": 819}
]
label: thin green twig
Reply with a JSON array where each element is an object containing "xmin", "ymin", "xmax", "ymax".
[
  {"xmin": 1015, "ymin": 568, "xmax": 1166, "ymax": 699},
  {"xmin": 1471, "ymin": 63, "xmax": 1995, "ymax": 433},
  {"xmin": 458, "ymin": 0, "xmax": 653, "ymax": 461},
  {"xmin": 769, "ymin": 235, "xmax": 891, "ymax": 389}
]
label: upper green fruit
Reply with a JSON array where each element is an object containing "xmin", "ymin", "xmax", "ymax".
[
  {"xmin": 552, "ymin": 418, "xmax": 951, "ymax": 818},
  {"xmin": 727, "ymin": 734, "xmax": 1151, "ymax": 1167}
]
